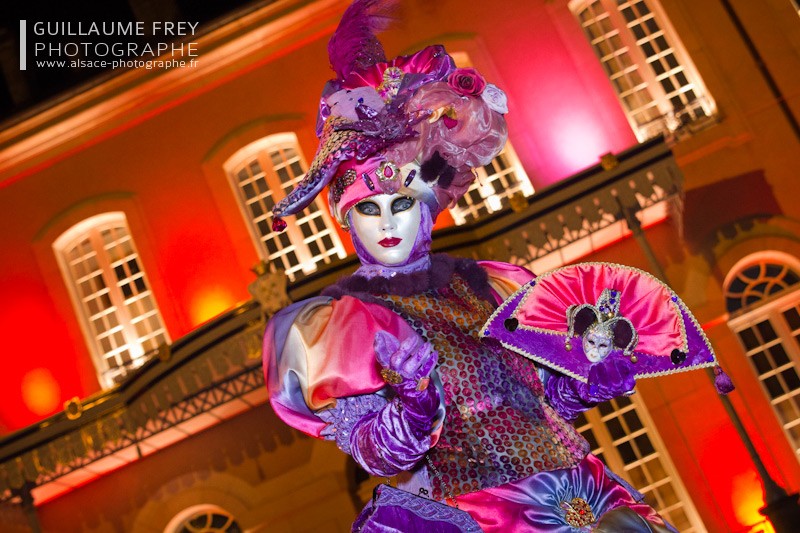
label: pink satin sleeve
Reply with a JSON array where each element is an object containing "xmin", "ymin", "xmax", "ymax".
[
  {"xmin": 263, "ymin": 295, "xmax": 419, "ymax": 437},
  {"xmin": 478, "ymin": 260, "xmax": 536, "ymax": 304}
]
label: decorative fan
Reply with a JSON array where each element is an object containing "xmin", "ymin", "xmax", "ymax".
[{"xmin": 481, "ymin": 262, "xmax": 733, "ymax": 393}]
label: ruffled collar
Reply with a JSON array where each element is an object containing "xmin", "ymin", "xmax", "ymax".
[{"xmin": 322, "ymin": 253, "xmax": 494, "ymax": 302}]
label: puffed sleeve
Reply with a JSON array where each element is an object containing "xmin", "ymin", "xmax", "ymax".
[
  {"xmin": 263, "ymin": 295, "xmax": 445, "ymax": 477},
  {"xmin": 263, "ymin": 295, "xmax": 421, "ymax": 438},
  {"xmin": 478, "ymin": 260, "xmax": 535, "ymax": 304}
]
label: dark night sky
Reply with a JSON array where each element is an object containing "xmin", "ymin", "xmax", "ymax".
[
  {"xmin": 2, "ymin": 1, "xmax": 136, "ymax": 29},
  {"xmin": 0, "ymin": 0, "xmax": 264, "ymax": 120}
]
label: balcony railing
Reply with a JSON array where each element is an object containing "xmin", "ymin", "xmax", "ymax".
[{"xmin": 0, "ymin": 301, "xmax": 266, "ymax": 506}]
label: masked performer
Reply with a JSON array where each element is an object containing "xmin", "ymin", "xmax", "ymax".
[{"xmin": 263, "ymin": 1, "xmax": 677, "ymax": 531}]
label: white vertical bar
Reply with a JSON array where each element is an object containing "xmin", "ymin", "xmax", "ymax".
[{"xmin": 19, "ymin": 20, "xmax": 26, "ymax": 71}]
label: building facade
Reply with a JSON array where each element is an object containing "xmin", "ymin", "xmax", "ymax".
[{"xmin": 0, "ymin": 0, "xmax": 799, "ymax": 531}]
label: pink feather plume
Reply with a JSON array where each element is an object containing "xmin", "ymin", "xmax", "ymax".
[{"xmin": 328, "ymin": 0, "xmax": 397, "ymax": 81}]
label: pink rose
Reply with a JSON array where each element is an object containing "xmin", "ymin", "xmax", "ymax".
[{"xmin": 447, "ymin": 68, "xmax": 486, "ymax": 97}]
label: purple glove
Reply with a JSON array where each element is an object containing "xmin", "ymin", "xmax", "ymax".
[
  {"xmin": 373, "ymin": 331, "xmax": 439, "ymax": 438},
  {"xmin": 546, "ymin": 358, "xmax": 635, "ymax": 422},
  {"xmin": 374, "ymin": 331, "xmax": 437, "ymax": 392},
  {"xmin": 343, "ymin": 331, "xmax": 440, "ymax": 477}
]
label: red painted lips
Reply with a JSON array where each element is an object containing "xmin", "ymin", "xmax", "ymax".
[{"xmin": 378, "ymin": 237, "xmax": 402, "ymax": 248}]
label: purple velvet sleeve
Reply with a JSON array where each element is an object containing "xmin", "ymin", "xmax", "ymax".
[
  {"xmin": 543, "ymin": 360, "xmax": 636, "ymax": 422},
  {"xmin": 350, "ymin": 384, "xmax": 440, "ymax": 477},
  {"xmin": 318, "ymin": 383, "xmax": 441, "ymax": 477},
  {"xmin": 544, "ymin": 372, "xmax": 594, "ymax": 422}
]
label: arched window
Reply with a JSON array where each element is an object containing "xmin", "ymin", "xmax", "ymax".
[
  {"xmin": 569, "ymin": 0, "xmax": 716, "ymax": 141},
  {"xmin": 726, "ymin": 255, "xmax": 800, "ymax": 457},
  {"xmin": 54, "ymin": 212, "xmax": 169, "ymax": 388},
  {"xmin": 447, "ymin": 51, "xmax": 534, "ymax": 225},
  {"xmin": 725, "ymin": 261, "xmax": 800, "ymax": 313},
  {"xmin": 449, "ymin": 142, "xmax": 533, "ymax": 225},
  {"xmin": 576, "ymin": 396, "xmax": 706, "ymax": 531},
  {"xmin": 224, "ymin": 132, "xmax": 346, "ymax": 280},
  {"xmin": 167, "ymin": 505, "xmax": 242, "ymax": 533}
]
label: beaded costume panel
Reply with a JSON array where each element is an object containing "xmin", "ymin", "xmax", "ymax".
[{"xmin": 375, "ymin": 274, "xmax": 590, "ymax": 499}]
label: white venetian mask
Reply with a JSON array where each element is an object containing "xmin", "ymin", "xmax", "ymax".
[
  {"xmin": 582, "ymin": 322, "xmax": 615, "ymax": 363},
  {"xmin": 350, "ymin": 192, "xmax": 422, "ymax": 266}
]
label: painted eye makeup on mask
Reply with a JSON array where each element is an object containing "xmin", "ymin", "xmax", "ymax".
[
  {"xmin": 355, "ymin": 197, "xmax": 415, "ymax": 216},
  {"xmin": 391, "ymin": 197, "xmax": 415, "ymax": 214},
  {"xmin": 355, "ymin": 200, "xmax": 380, "ymax": 216}
]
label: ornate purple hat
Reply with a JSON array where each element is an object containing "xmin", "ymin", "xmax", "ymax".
[{"xmin": 271, "ymin": 0, "xmax": 509, "ymax": 231}]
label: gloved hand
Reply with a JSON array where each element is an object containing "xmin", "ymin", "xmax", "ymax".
[
  {"xmin": 546, "ymin": 358, "xmax": 635, "ymax": 422},
  {"xmin": 581, "ymin": 358, "xmax": 636, "ymax": 403},
  {"xmin": 373, "ymin": 331, "xmax": 439, "ymax": 439},
  {"xmin": 374, "ymin": 330, "xmax": 438, "ymax": 393}
]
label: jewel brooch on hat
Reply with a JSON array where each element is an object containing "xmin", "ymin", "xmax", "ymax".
[{"xmin": 481, "ymin": 262, "xmax": 734, "ymax": 394}]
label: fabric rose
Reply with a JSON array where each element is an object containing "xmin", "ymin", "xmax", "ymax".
[
  {"xmin": 447, "ymin": 68, "xmax": 486, "ymax": 97},
  {"xmin": 482, "ymin": 83, "xmax": 508, "ymax": 114}
]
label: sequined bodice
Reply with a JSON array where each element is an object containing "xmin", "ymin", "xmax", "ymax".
[{"xmin": 375, "ymin": 274, "xmax": 589, "ymax": 498}]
